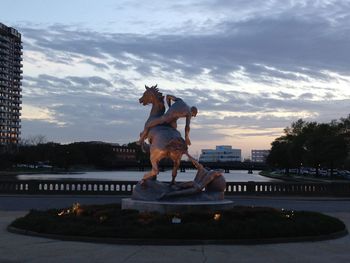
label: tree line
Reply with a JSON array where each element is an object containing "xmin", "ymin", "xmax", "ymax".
[
  {"xmin": 0, "ymin": 141, "xmax": 149, "ymax": 170},
  {"xmin": 266, "ymin": 115, "xmax": 350, "ymax": 176}
]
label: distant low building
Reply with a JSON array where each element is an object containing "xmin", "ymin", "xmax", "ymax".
[
  {"xmin": 111, "ymin": 144, "xmax": 136, "ymax": 161},
  {"xmin": 199, "ymin": 145, "xmax": 241, "ymax": 162},
  {"xmin": 84, "ymin": 141, "xmax": 137, "ymax": 161},
  {"xmin": 251, "ymin": 149, "xmax": 270, "ymax": 163}
]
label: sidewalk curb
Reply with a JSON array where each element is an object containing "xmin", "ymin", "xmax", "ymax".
[
  {"xmin": 7, "ymin": 226, "xmax": 348, "ymax": 246},
  {"xmin": 2, "ymin": 194, "xmax": 350, "ymax": 201}
]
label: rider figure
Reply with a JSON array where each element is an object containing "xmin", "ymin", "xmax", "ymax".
[{"xmin": 139, "ymin": 94, "xmax": 198, "ymax": 146}]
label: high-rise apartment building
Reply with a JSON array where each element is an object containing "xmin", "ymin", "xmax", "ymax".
[{"xmin": 0, "ymin": 23, "xmax": 22, "ymax": 149}]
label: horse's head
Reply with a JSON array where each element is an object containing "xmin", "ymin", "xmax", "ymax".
[{"xmin": 139, "ymin": 84, "xmax": 163, "ymax": 106}]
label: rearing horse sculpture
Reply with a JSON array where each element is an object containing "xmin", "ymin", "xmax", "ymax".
[{"xmin": 139, "ymin": 85, "xmax": 187, "ymax": 184}]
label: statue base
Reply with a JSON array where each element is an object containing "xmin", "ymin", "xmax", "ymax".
[
  {"xmin": 121, "ymin": 198, "xmax": 234, "ymax": 214},
  {"xmin": 131, "ymin": 179, "xmax": 225, "ymax": 202}
]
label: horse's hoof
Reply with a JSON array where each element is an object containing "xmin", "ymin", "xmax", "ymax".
[{"xmin": 140, "ymin": 179, "xmax": 147, "ymax": 187}]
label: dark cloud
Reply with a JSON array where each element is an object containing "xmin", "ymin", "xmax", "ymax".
[
  {"xmin": 83, "ymin": 59, "xmax": 109, "ymax": 71},
  {"xmin": 23, "ymin": 74, "xmax": 115, "ymax": 96},
  {"xmin": 20, "ymin": 4, "xmax": 350, "ymax": 84},
  {"xmin": 234, "ymin": 131, "xmax": 283, "ymax": 137},
  {"xmin": 299, "ymin": 93, "xmax": 314, "ymax": 100},
  {"xmin": 275, "ymin": 92, "xmax": 295, "ymax": 99}
]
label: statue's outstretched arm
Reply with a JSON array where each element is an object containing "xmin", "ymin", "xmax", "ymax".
[
  {"xmin": 185, "ymin": 115, "xmax": 191, "ymax": 145},
  {"xmin": 145, "ymin": 115, "xmax": 170, "ymax": 130},
  {"xmin": 139, "ymin": 116, "xmax": 166, "ymax": 142}
]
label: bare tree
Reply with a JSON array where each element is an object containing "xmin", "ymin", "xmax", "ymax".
[{"xmin": 20, "ymin": 135, "xmax": 47, "ymax": 146}]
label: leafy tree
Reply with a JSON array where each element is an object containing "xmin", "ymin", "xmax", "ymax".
[
  {"xmin": 127, "ymin": 142, "xmax": 150, "ymax": 165},
  {"xmin": 266, "ymin": 136, "xmax": 293, "ymax": 174},
  {"xmin": 267, "ymin": 116, "xmax": 350, "ymax": 176}
]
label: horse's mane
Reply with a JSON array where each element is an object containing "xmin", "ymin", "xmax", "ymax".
[
  {"xmin": 147, "ymin": 85, "xmax": 164, "ymax": 103},
  {"xmin": 143, "ymin": 85, "xmax": 165, "ymax": 116}
]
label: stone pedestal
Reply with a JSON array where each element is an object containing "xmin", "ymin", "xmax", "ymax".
[
  {"xmin": 131, "ymin": 179, "xmax": 225, "ymax": 202},
  {"xmin": 122, "ymin": 198, "xmax": 234, "ymax": 214}
]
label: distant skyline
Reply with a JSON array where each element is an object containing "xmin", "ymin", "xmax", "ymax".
[{"xmin": 2, "ymin": 0, "xmax": 350, "ymax": 158}]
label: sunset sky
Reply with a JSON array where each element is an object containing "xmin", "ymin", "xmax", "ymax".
[{"xmin": 2, "ymin": 0, "xmax": 350, "ymax": 158}]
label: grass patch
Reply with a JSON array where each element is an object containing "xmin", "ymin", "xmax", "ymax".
[{"xmin": 10, "ymin": 204, "xmax": 346, "ymax": 240}]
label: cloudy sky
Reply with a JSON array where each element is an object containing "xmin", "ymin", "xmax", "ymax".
[{"xmin": 2, "ymin": 0, "xmax": 350, "ymax": 158}]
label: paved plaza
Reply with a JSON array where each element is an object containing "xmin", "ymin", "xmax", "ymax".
[{"xmin": 1, "ymin": 195, "xmax": 350, "ymax": 263}]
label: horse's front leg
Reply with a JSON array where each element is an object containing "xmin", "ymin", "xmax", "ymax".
[
  {"xmin": 142, "ymin": 154, "xmax": 160, "ymax": 183},
  {"xmin": 141, "ymin": 171, "xmax": 154, "ymax": 182},
  {"xmin": 171, "ymin": 155, "xmax": 181, "ymax": 185}
]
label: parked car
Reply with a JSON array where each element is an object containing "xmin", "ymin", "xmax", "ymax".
[
  {"xmin": 326, "ymin": 169, "xmax": 339, "ymax": 176},
  {"xmin": 338, "ymin": 170, "xmax": 350, "ymax": 177},
  {"xmin": 301, "ymin": 168, "xmax": 310, "ymax": 175},
  {"xmin": 308, "ymin": 168, "xmax": 316, "ymax": 175}
]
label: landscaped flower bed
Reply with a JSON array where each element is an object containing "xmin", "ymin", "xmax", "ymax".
[{"xmin": 9, "ymin": 204, "xmax": 347, "ymax": 243}]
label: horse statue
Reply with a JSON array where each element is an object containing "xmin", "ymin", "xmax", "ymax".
[{"xmin": 139, "ymin": 85, "xmax": 187, "ymax": 184}]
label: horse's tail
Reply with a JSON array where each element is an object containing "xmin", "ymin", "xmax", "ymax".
[{"xmin": 166, "ymin": 138, "xmax": 188, "ymax": 152}]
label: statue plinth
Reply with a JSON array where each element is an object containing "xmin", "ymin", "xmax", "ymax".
[
  {"xmin": 122, "ymin": 179, "xmax": 234, "ymax": 214},
  {"xmin": 122, "ymin": 198, "xmax": 234, "ymax": 214},
  {"xmin": 131, "ymin": 179, "xmax": 225, "ymax": 202}
]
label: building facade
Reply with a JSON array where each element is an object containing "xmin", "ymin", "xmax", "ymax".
[
  {"xmin": 199, "ymin": 145, "xmax": 241, "ymax": 162},
  {"xmin": 84, "ymin": 141, "xmax": 137, "ymax": 161},
  {"xmin": 251, "ymin": 149, "xmax": 270, "ymax": 163},
  {"xmin": 111, "ymin": 144, "xmax": 137, "ymax": 161},
  {"xmin": 0, "ymin": 23, "xmax": 22, "ymax": 149}
]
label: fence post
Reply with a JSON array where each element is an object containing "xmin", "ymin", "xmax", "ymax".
[
  {"xmin": 330, "ymin": 182, "xmax": 342, "ymax": 196},
  {"xmin": 27, "ymin": 181, "xmax": 36, "ymax": 194},
  {"xmin": 247, "ymin": 181, "xmax": 255, "ymax": 194}
]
